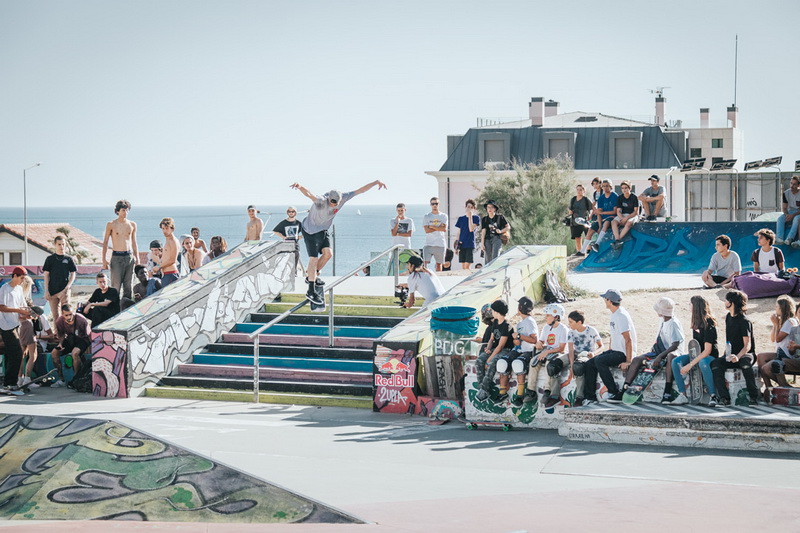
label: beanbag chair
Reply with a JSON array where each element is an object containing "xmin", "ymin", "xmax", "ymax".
[{"xmin": 731, "ymin": 271, "xmax": 800, "ymax": 299}]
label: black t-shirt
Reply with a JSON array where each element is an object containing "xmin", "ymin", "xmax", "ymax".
[
  {"xmin": 615, "ymin": 193, "xmax": 637, "ymax": 215},
  {"xmin": 693, "ymin": 318, "xmax": 719, "ymax": 358},
  {"xmin": 273, "ymin": 219, "xmax": 302, "ymax": 241},
  {"xmin": 488, "ymin": 320, "xmax": 513, "ymax": 351},
  {"xmin": 481, "ymin": 214, "xmax": 508, "ymax": 238},
  {"xmin": 569, "ymin": 196, "xmax": 593, "ymax": 221},
  {"xmin": 42, "ymin": 253, "xmax": 77, "ymax": 294},
  {"xmin": 726, "ymin": 313, "xmax": 755, "ymax": 356},
  {"xmin": 89, "ymin": 288, "xmax": 120, "ymax": 316}
]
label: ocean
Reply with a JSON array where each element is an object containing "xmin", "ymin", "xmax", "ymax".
[{"xmin": 0, "ymin": 204, "xmax": 440, "ymax": 275}]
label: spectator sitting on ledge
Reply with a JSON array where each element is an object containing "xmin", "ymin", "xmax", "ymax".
[
  {"xmin": 751, "ymin": 228, "xmax": 784, "ymax": 274},
  {"xmin": 702, "ymin": 234, "xmax": 741, "ymax": 289}
]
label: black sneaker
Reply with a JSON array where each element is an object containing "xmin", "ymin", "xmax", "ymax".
[
  {"xmin": 475, "ymin": 389, "xmax": 489, "ymax": 401},
  {"xmin": 493, "ymin": 392, "xmax": 508, "ymax": 404},
  {"xmin": 606, "ymin": 391, "xmax": 624, "ymax": 403},
  {"xmin": 575, "ymin": 251, "xmax": 586, "ymax": 257},
  {"xmin": 306, "ymin": 289, "xmax": 324, "ymax": 306},
  {"xmin": 544, "ymin": 396, "xmax": 559, "ymax": 408},
  {"xmin": 523, "ymin": 390, "xmax": 538, "ymax": 404},
  {"xmin": 590, "ymin": 242, "xmax": 599, "ymax": 253},
  {"xmin": 315, "ymin": 278, "xmax": 325, "ymax": 286},
  {"xmin": 647, "ymin": 215, "xmax": 656, "ymax": 222},
  {"xmin": 660, "ymin": 392, "xmax": 672, "ymax": 404},
  {"xmin": 511, "ymin": 393, "xmax": 524, "ymax": 407}
]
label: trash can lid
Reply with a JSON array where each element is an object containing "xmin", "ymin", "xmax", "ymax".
[{"xmin": 430, "ymin": 306, "xmax": 477, "ymax": 321}]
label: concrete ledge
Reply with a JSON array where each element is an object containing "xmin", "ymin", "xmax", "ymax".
[{"xmin": 144, "ymin": 386, "xmax": 372, "ymax": 409}]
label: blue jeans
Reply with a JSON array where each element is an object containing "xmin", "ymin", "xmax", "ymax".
[
  {"xmin": 776, "ymin": 213, "xmax": 800, "ymax": 242},
  {"xmin": 671, "ymin": 354, "xmax": 716, "ymax": 395},
  {"xmin": 161, "ymin": 273, "xmax": 180, "ymax": 288}
]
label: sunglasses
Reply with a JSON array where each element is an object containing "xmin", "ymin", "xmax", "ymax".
[
  {"xmin": 430, "ymin": 202, "xmax": 439, "ymax": 205},
  {"xmin": 287, "ymin": 211, "xmax": 296, "ymax": 214}
]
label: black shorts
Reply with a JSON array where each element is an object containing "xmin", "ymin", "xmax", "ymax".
[
  {"xmin": 458, "ymin": 247, "xmax": 474, "ymax": 264},
  {"xmin": 570, "ymin": 225, "xmax": 588, "ymax": 239},
  {"xmin": 301, "ymin": 227, "xmax": 331, "ymax": 258},
  {"xmin": 61, "ymin": 335, "xmax": 90, "ymax": 356},
  {"xmin": 711, "ymin": 275, "xmax": 727, "ymax": 284}
]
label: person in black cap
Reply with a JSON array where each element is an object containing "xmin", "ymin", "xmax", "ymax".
[
  {"xmin": 474, "ymin": 299, "xmax": 513, "ymax": 402},
  {"xmin": 395, "ymin": 255, "xmax": 444, "ymax": 309},
  {"xmin": 638, "ymin": 175, "xmax": 667, "ymax": 221},
  {"xmin": 480, "ymin": 200, "xmax": 510, "ymax": 264},
  {"xmin": 291, "ymin": 180, "xmax": 386, "ymax": 305}
]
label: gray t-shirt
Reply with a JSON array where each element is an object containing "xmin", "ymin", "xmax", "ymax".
[
  {"xmin": 568, "ymin": 325, "xmax": 601, "ymax": 354},
  {"xmin": 390, "ymin": 217, "xmax": 415, "ymax": 248},
  {"xmin": 301, "ymin": 191, "xmax": 356, "ymax": 234},
  {"xmin": 422, "ymin": 212, "xmax": 448, "ymax": 248},
  {"xmin": 641, "ymin": 185, "xmax": 665, "ymax": 199},
  {"xmin": 707, "ymin": 251, "xmax": 742, "ymax": 278},
  {"xmin": 784, "ymin": 188, "xmax": 800, "ymax": 215}
]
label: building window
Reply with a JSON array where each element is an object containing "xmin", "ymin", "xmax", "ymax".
[
  {"xmin": 9, "ymin": 252, "xmax": 22, "ymax": 265},
  {"xmin": 0, "ymin": 252, "xmax": 4, "ymax": 265},
  {"xmin": 484, "ymin": 140, "xmax": 505, "ymax": 162},
  {"xmin": 478, "ymin": 132, "xmax": 511, "ymax": 165},
  {"xmin": 542, "ymin": 131, "xmax": 576, "ymax": 161},
  {"xmin": 614, "ymin": 138, "xmax": 636, "ymax": 169},
  {"xmin": 690, "ymin": 148, "xmax": 702, "ymax": 158},
  {"xmin": 548, "ymin": 139, "xmax": 570, "ymax": 158},
  {"xmin": 712, "ymin": 157, "xmax": 724, "ymax": 166},
  {"xmin": 712, "ymin": 138, "xmax": 723, "ymax": 148}
]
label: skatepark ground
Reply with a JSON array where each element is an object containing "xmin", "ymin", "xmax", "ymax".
[{"xmin": 3, "ymin": 273, "xmax": 800, "ymax": 531}]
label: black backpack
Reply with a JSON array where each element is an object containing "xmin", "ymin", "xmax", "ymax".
[{"xmin": 68, "ymin": 358, "xmax": 93, "ymax": 393}]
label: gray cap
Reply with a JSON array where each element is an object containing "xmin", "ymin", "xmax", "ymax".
[
  {"xmin": 328, "ymin": 190, "xmax": 342, "ymax": 203},
  {"xmin": 599, "ymin": 289, "xmax": 622, "ymax": 304}
]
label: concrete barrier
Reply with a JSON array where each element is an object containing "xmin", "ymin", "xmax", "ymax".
[{"xmin": 92, "ymin": 240, "xmax": 296, "ymax": 397}]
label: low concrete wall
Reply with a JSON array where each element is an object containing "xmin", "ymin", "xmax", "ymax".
[
  {"xmin": 372, "ymin": 245, "xmax": 567, "ymax": 419},
  {"xmin": 92, "ymin": 240, "xmax": 296, "ymax": 397}
]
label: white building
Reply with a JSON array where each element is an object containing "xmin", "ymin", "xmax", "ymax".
[{"xmin": 0, "ymin": 224, "xmax": 103, "ymax": 267}]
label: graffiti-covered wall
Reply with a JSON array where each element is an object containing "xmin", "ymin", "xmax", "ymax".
[
  {"xmin": 373, "ymin": 245, "xmax": 566, "ymax": 417},
  {"xmin": 94, "ymin": 241, "xmax": 296, "ymax": 397}
]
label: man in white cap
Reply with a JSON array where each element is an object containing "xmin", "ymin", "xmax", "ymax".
[
  {"xmin": 290, "ymin": 180, "xmax": 387, "ymax": 305},
  {"xmin": 611, "ymin": 296, "xmax": 685, "ymax": 404},
  {"xmin": 582, "ymin": 288, "xmax": 637, "ymax": 404}
]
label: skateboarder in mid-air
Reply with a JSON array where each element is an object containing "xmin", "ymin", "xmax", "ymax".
[
  {"xmin": 290, "ymin": 180, "xmax": 386, "ymax": 305},
  {"xmin": 611, "ymin": 297, "xmax": 685, "ymax": 403}
]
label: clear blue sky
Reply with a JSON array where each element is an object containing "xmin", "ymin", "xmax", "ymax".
[{"xmin": 2, "ymin": 0, "xmax": 798, "ymax": 207}]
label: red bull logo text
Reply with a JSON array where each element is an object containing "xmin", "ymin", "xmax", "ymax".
[
  {"xmin": 379, "ymin": 359, "xmax": 410, "ymax": 374},
  {"xmin": 375, "ymin": 374, "xmax": 415, "ymax": 388}
]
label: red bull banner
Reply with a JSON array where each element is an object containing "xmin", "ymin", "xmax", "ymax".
[{"xmin": 373, "ymin": 341, "xmax": 421, "ymax": 414}]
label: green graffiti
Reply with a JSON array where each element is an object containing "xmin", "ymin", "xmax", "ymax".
[
  {"xmin": 513, "ymin": 401, "xmax": 537, "ymax": 424},
  {"xmin": 467, "ymin": 388, "xmax": 506, "ymax": 414},
  {"xmin": 170, "ymin": 487, "xmax": 196, "ymax": 510}
]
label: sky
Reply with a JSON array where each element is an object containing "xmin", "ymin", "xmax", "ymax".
[{"xmin": 2, "ymin": 0, "xmax": 799, "ymax": 208}]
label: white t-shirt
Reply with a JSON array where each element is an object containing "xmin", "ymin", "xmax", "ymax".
[
  {"xmin": 540, "ymin": 322, "xmax": 569, "ymax": 354},
  {"xmin": 657, "ymin": 316, "xmax": 685, "ymax": 355},
  {"xmin": 422, "ymin": 212, "xmax": 448, "ymax": 248},
  {"xmin": 777, "ymin": 317, "xmax": 799, "ymax": 354},
  {"xmin": 407, "ymin": 271, "xmax": 444, "ymax": 306},
  {"xmin": 390, "ymin": 217, "xmax": 415, "ymax": 248},
  {"xmin": 37, "ymin": 314, "xmax": 52, "ymax": 351},
  {"xmin": 609, "ymin": 306, "xmax": 638, "ymax": 354},
  {"xmin": 515, "ymin": 315, "xmax": 539, "ymax": 352},
  {"xmin": 0, "ymin": 283, "xmax": 25, "ymax": 331}
]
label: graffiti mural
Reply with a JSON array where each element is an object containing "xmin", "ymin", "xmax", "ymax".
[
  {"xmin": 90, "ymin": 331, "xmax": 128, "ymax": 398},
  {"xmin": 373, "ymin": 342, "xmax": 421, "ymax": 414},
  {"xmin": 94, "ymin": 241, "xmax": 296, "ymax": 397},
  {"xmin": 0, "ymin": 414, "xmax": 359, "ymax": 524}
]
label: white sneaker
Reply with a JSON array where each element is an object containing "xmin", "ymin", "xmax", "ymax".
[
  {"xmin": 670, "ymin": 392, "xmax": 689, "ymax": 405},
  {"xmin": 19, "ymin": 376, "xmax": 31, "ymax": 387},
  {"xmin": 775, "ymin": 238, "xmax": 784, "ymax": 245},
  {"xmin": 792, "ymin": 241, "xmax": 800, "ymax": 249},
  {"xmin": 52, "ymin": 380, "xmax": 66, "ymax": 388}
]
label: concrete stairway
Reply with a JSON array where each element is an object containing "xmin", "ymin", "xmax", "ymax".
[{"xmin": 145, "ymin": 293, "xmax": 416, "ymax": 408}]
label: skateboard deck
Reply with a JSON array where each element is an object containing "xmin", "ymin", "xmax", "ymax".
[
  {"xmin": 686, "ymin": 339, "xmax": 704, "ymax": 405},
  {"xmin": 309, "ymin": 283, "xmax": 326, "ymax": 312},
  {"xmin": 0, "ymin": 387, "xmax": 24, "ymax": 396},
  {"xmin": 458, "ymin": 417, "xmax": 512, "ymax": 431},
  {"xmin": 622, "ymin": 359, "xmax": 663, "ymax": 405},
  {"xmin": 22, "ymin": 369, "xmax": 58, "ymax": 391}
]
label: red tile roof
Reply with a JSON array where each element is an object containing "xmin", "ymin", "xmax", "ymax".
[{"xmin": 0, "ymin": 224, "xmax": 104, "ymax": 264}]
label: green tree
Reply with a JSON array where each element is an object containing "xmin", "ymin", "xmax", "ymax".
[
  {"xmin": 475, "ymin": 157, "xmax": 576, "ymax": 250},
  {"xmin": 49, "ymin": 226, "xmax": 95, "ymax": 265}
]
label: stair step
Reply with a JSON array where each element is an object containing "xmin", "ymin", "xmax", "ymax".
[
  {"xmin": 251, "ymin": 312, "xmax": 403, "ymax": 328},
  {"xmin": 204, "ymin": 342, "xmax": 373, "ymax": 359},
  {"xmin": 144, "ymin": 386, "xmax": 372, "ymax": 409},
  {"xmin": 193, "ymin": 353, "xmax": 373, "ymax": 372},
  {"xmin": 160, "ymin": 375, "xmax": 372, "ymax": 396},
  {"xmin": 264, "ymin": 302, "xmax": 415, "ymax": 318},
  {"xmin": 221, "ymin": 333, "xmax": 374, "ymax": 349},
  {"xmin": 234, "ymin": 323, "xmax": 389, "ymax": 339},
  {"xmin": 278, "ymin": 293, "xmax": 422, "ymax": 306},
  {"xmin": 177, "ymin": 363, "xmax": 373, "ymax": 384}
]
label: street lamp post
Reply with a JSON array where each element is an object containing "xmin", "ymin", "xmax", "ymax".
[{"xmin": 23, "ymin": 162, "xmax": 42, "ymax": 265}]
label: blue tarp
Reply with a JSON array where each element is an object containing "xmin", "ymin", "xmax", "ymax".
[{"xmin": 430, "ymin": 306, "xmax": 479, "ymax": 336}]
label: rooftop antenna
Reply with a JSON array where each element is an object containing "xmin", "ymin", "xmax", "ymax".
[
  {"xmin": 649, "ymin": 87, "xmax": 671, "ymax": 98},
  {"xmin": 733, "ymin": 34, "xmax": 739, "ymax": 107}
]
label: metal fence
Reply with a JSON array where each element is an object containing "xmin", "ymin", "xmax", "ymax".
[{"xmin": 685, "ymin": 171, "xmax": 793, "ymax": 222}]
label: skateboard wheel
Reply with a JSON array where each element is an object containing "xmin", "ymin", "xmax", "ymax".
[
  {"xmin": 503, "ymin": 424, "xmax": 511, "ymax": 432},
  {"xmin": 466, "ymin": 423, "xmax": 476, "ymax": 430}
]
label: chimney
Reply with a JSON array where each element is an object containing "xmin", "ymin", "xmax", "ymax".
[
  {"xmin": 655, "ymin": 96, "xmax": 666, "ymax": 126},
  {"xmin": 529, "ymin": 97, "xmax": 544, "ymax": 126},
  {"xmin": 700, "ymin": 108, "xmax": 709, "ymax": 128},
  {"xmin": 544, "ymin": 99, "xmax": 560, "ymax": 117},
  {"xmin": 727, "ymin": 105, "xmax": 738, "ymax": 128}
]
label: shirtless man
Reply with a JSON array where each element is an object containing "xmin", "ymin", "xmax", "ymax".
[
  {"xmin": 191, "ymin": 227, "xmax": 208, "ymax": 253},
  {"xmin": 245, "ymin": 205, "xmax": 264, "ymax": 241},
  {"xmin": 158, "ymin": 218, "xmax": 181, "ymax": 288},
  {"xmin": 101, "ymin": 200, "xmax": 139, "ymax": 300}
]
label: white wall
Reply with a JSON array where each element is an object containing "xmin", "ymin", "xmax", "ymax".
[{"xmin": 0, "ymin": 233, "xmax": 49, "ymax": 266}]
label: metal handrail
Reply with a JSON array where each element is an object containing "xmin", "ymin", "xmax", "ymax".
[{"xmin": 246, "ymin": 244, "xmax": 403, "ymax": 403}]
